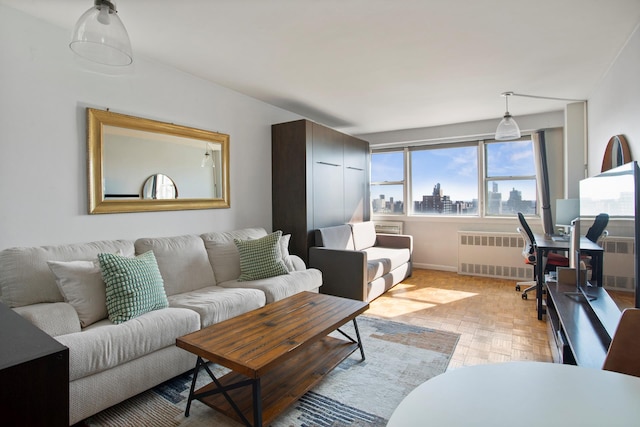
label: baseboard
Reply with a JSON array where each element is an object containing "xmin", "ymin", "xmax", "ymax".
[{"xmin": 412, "ymin": 263, "xmax": 457, "ymax": 272}]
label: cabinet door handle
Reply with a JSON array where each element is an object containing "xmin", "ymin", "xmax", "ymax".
[
  {"xmin": 346, "ymin": 166, "xmax": 364, "ymax": 171},
  {"xmin": 317, "ymin": 161, "xmax": 341, "ymax": 167}
]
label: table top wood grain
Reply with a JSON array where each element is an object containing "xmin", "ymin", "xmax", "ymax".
[{"xmin": 176, "ymin": 291, "xmax": 369, "ymax": 378}]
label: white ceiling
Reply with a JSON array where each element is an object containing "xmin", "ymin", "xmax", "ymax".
[{"xmin": 3, "ymin": 0, "xmax": 640, "ymax": 135}]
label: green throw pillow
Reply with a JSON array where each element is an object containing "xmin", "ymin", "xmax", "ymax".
[
  {"xmin": 234, "ymin": 230, "xmax": 289, "ymax": 281},
  {"xmin": 98, "ymin": 251, "xmax": 169, "ymax": 324}
]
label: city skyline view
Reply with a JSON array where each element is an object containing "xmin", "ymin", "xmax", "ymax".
[{"xmin": 373, "ymin": 180, "xmax": 536, "ymax": 215}]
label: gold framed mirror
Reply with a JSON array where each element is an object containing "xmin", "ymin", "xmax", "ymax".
[{"xmin": 87, "ymin": 108, "xmax": 230, "ymax": 214}]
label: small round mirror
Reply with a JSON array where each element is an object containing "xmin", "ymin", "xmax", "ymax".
[{"xmin": 142, "ymin": 174, "xmax": 178, "ymax": 199}]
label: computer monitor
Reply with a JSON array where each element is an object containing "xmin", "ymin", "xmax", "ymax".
[{"xmin": 555, "ymin": 198, "xmax": 580, "ymax": 233}]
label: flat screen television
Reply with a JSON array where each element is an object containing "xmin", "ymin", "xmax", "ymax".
[{"xmin": 579, "ymin": 161, "xmax": 640, "ymax": 308}]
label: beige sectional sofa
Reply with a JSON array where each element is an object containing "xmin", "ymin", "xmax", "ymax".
[
  {"xmin": 0, "ymin": 227, "xmax": 321, "ymax": 425},
  {"xmin": 309, "ymin": 221, "xmax": 412, "ymax": 302}
]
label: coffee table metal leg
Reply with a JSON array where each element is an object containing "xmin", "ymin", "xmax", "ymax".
[
  {"xmin": 183, "ymin": 356, "xmax": 256, "ymax": 426},
  {"xmin": 336, "ymin": 317, "xmax": 366, "ymax": 361},
  {"xmin": 352, "ymin": 318, "xmax": 365, "ymax": 361},
  {"xmin": 185, "ymin": 356, "xmax": 205, "ymax": 417}
]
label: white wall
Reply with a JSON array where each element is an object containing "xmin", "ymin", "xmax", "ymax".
[
  {"xmin": 0, "ymin": 5, "xmax": 301, "ymax": 249},
  {"xmin": 588, "ymin": 24, "xmax": 640, "ymax": 176}
]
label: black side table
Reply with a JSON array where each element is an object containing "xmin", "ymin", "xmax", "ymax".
[{"xmin": 0, "ymin": 302, "xmax": 69, "ymax": 426}]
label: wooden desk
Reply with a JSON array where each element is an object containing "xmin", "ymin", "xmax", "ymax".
[
  {"xmin": 533, "ymin": 234, "xmax": 603, "ymax": 320},
  {"xmin": 387, "ymin": 362, "xmax": 640, "ymax": 427}
]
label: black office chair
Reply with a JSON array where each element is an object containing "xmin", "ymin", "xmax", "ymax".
[
  {"xmin": 583, "ymin": 213, "xmax": 609, "ymax": 285},
  {"xmin": 515, "ymin": 225, "xmax": 537, "ymax": 299},
  {"xmin": 585, "ymin": 213, "xmax": 609, "ymax": 243},
  {"xmin": 515, "ymin": 212, "xmax": 569, "ymax": 300}
]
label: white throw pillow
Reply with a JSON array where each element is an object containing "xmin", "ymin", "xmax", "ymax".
[
  {"xmin": 280, "ymin": 233, "xmax": 295, "ymax": 272},
  {"xmin": 47, "ymin": 259, "xmax": 108, "ymax": 327}
]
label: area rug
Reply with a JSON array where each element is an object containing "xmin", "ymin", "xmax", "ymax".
[{"xmin": 83, "ymin": 316, "xmax": 459, "ymax": 427}]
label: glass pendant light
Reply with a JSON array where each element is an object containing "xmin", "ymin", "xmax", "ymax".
[
  {"xmin": 69, "ymin": 0, "xmax": 133, "ymax": 66},
  {"xmin": 495, "ymin": 92, "xmax": 521, "ymax": 141},
  {"xmin": 201, "ymin": 144, "xmax": 215, "ymax": 168}
]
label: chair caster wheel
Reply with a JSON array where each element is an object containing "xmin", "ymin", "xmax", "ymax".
[
  {"xmin": 522, "ymin": 293, "xmax": 528, "ymax": 300},
  {"xmin": 515, "ymin": 285, "xmax": 521, "ymax": 291}
]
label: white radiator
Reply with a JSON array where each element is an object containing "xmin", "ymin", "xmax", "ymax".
[
  {"xmin": 601, "ymin": 236, "xmax": 636, "ymax": 292},
  {"xmin": 374, "ymin": 221, "xmax": 404, "ymax": 235},
  {"xmin": 458, "ymin": 231, "xmax": 528, "ymax": 280},
  {"xmin": 457, "ymin": 231, "xmax": 636, "ymax": 290}
]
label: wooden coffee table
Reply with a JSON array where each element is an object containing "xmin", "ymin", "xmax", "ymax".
[{"xmin": 176, "ymin": 291, "xmax": 369, "ymax": 427}]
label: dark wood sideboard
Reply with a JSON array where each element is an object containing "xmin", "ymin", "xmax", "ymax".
[
  {"xmin": 545, "ymin": 281, "xmax": 621, "ymax": 368},
  {"xmin": 0, "ymin": 302, "xmax": 69, "ymax": 426}
]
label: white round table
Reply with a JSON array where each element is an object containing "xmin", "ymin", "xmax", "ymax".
[{"xmin": 387, "ymin": 361, "xmax": 640, "ymax": 426}]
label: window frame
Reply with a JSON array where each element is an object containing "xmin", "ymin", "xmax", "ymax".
[
  {"xmin": 370, "ymin": 148, "xmax": 408, "ymax": 215},
  {"xmin": 409, "ymin": 141, "xmax": 480, "ymax": 216},
  {"xmin": 370, "ymin": 135, "xmax": 539, "ymax": 219},
  {"xmin": 483, "ymin": 138, "xmax": 538, "ymax": 217}
]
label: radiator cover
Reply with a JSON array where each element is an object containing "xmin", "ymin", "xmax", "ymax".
[
  {"xmin": 457, "ymin": 231, "xmax": 636, "ymax": 293},
  {"xmin": 457, "ymin": 231, "xmax": 529, "ymax": 280}
]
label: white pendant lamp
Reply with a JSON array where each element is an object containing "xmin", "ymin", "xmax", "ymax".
[
  {"xmin": 69, "ymin": 0, "xmax": 133, "ymax": 66},
  {"xmin": 201, "ymin": 143, "xmax": 215, "ymax": 168},
  {"xmin": 495, "ymin": 92, "xmax": 521, "ymax": 141}
]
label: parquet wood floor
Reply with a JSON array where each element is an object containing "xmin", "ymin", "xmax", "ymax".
[{"xmin": 365, "ymin": 268, "xmax": 634, "ymax": 371}]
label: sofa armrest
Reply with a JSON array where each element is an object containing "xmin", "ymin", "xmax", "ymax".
[
  {"xmin": 308, "ymin": 247, "xmax": 368, "ymax": 301},
  {"xmin": 376, "ymin": 233, "xmax": 413, "ymax": 253},
  {"xmin": 13, "ymin": 302, "xmax": 81, "ymax": 337},
  {"xmin": 289, "ymin": 254, "xmax": 307, "ymax": 271}
]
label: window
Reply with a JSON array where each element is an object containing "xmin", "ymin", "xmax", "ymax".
[
  {"xmin": 410, "ymin": 144, "xmax": 478, "ymax": 215},
  {"xmin": 484, "ymin": 140, "xmax": 537, "ymax": 216},
  {"xmin": 370, "ymin": 151, "xmax": 405, "ymax": 214},
  {"xmin": 370, "ymin": 137, "xmax": 538, "ymax": 217}
]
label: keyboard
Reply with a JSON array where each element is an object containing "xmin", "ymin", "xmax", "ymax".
[{"xmin": 551, "ymin": 235, "xmax": 569, "ymax": 242}]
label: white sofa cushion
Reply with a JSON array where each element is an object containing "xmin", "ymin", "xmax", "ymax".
[
  {"xmin": 368, "ymin": 263, "xmax": 411, "ymax": 301},
  {"xmin": 279, "ymin": 234, "xmax": 296, "ymax": 272},
  {"xmin": 200, "ymin": 228, "xmax": 267, "ymax": 283},
  {"xmin": 56, "ymin": 307, "xmax": 199, "ymax": 381},
  {"xmin": 0, "ymin": 240, "xmax": 134, "ymax": 308},
  {"xmin": 350, "ymin": 221, "xmax": 377, "ymax": 250},
  {"xmin": 363, "ymin": 246, "xmax": 412, "ymax": 282},
  {"xmin": 219, "ymin": 269, "xmax": 323, "ymax": 304},
  {"xmin": 134, "ymin": 235, "xmax": 215, "ymax": 296},
  {"xmin": 47, "ymin": 259, "xmax": 108, "ymax": 327},
  {"xmin": 316, "ymin": 224, "xmax": 355, "ymax": 250},
  {"xmin": 168, "ymin": 286, "xmax": 265, "ymax": 328}
]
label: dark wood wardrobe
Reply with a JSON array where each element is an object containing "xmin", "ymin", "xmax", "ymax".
[{"xmin": 272, "ymin": 119, "xmax": 370, "ymax": 264}]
